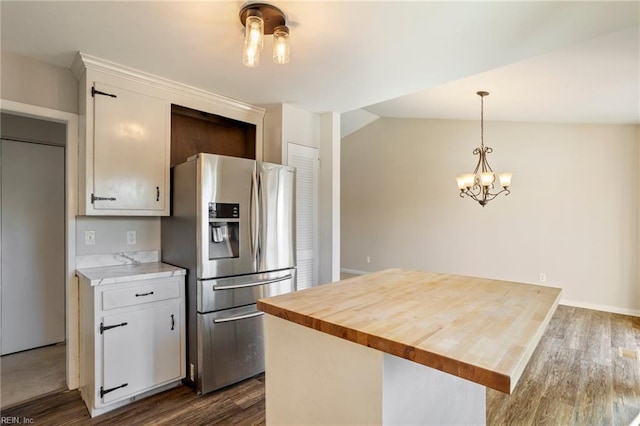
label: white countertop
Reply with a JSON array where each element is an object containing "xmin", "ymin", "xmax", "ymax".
[{"xmin": 76, "ymin": 262, "xmax": 185, "ymax": 286}]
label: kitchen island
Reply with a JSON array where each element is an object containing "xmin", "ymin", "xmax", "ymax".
[{"xmin": 257, "ymin": 269, "xmax": 562, "ymax": 425}]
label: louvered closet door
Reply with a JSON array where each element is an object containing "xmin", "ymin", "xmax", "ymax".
[{"xmin": 287, "ymin": 143, "xmax": 319, "ymax": 290}]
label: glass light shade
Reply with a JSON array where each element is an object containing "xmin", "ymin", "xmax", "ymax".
[
  {"xmin": 498, "ymin": 173, "xmax": 512, "ymax": 188},
  {"xmin": 242, "ymin": 43, "xmax": 260, "ymax": 68},
  {"xmin": 456, "ymin": 176, "xmax": 466, "ymax": 190},
  {"xmin": 273, "ymin": 26, "xmax": 290, "ymax": 64},
  {"xmin": 462, "ymin": 173, "xmax": 475, "ymax": 188},
  {"xmin": 480, "ymin": 172, "xmax": 495, "ymax": 187},
  {"xmin": 244, "ymin": 14, "xmax": 264, "ymax": 51}
]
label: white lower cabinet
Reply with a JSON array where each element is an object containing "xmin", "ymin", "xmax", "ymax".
[
  {"xmin": 101, "ymin": 301, "xmax": 181, "ymax": 403},
  {"xmin": 78, "ymin": 271, "xmax": 185, "ymax": 417}
]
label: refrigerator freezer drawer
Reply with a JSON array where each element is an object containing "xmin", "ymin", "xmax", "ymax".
[
  {"xmin": 197, "ymin": 269, "xmax": 295, "ymax": 313},
  {"xmin": 197, "ymin": 304, "xmax": 264, "ymax": 394}
]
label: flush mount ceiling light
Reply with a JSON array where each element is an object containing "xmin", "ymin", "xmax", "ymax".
[
  {"xmin": 456, "ymin": 91, "xmax": 512, "ymax": 207},
  {"xmin": 240, "ymin": 3, "xmax": 290, "ymax": 68}
]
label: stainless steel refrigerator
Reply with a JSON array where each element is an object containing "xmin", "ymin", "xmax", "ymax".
[{"xmin": 161, "ymin": 153, "xmax": 296, "ymax": 394}]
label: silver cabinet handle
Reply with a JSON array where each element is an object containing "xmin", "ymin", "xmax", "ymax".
[
  {"xmin": 212, "ymin": 274, "xmax": 292, "ymax": 291},
  {"xmin": 250, "ymin": 171, "xmax": 259, "ymax": 259},
  {"xmin": 213, "ymin": 311, "xmax": 264, "ymax": 324}
]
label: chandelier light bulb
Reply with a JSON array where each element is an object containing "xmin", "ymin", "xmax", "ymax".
[
  {"xmin": 244, "ymin": 14, "xmax": 264, "ymax": 51},
  {"xmin": 249, "ymin": 22, "xmax": 263, "ymax": 46},
  {"xmin": 461, "ymin": 173, "xmax": 475, "ymax": 188},
  {"xmin": 273, "ymin": 25, "xmax": 290, "ymax": 64},
  {"xmin": 498, "ymin": 173, "xmax": 512, "ymax": 188},
  {"xmin": 480, "ymin": 172, "xmax": 495, "ymax": 187},
  {"xmin": 242, "ymin": 43, "xmax": 260, "ymax": 68}
]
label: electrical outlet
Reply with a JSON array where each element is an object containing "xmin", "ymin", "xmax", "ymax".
[
  {"xmin": 539, "ymin": 273, "xmax": 547, "ymax": 283},
  {"xmin": 127, "ymin": 231, "xmax": 137, "ymax": 245},
  {"xmin": 366, "ymin": 256, "xmax": 371, "ymax": 264},
  {"xmin": 85, "ymin": 230, "xmax": 95, "ymax": 245}
]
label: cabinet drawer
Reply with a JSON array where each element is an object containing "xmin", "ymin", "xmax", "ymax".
[{"xmin": 102, "ymin": 280, "xmax": 180, "ymax": 310}]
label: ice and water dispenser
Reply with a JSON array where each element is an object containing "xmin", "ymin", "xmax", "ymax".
[{"xmin": 208, "ymin": 202, "xmax": 240, "ymax": 259}]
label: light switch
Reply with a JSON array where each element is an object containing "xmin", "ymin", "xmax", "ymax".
[
  {"xmin": 127, "ymin": 231, "xmax": 137, "ymax": 245},
  {"xmin": 85, "ymin": 231, "xmax": 96, "ymax": 245}
]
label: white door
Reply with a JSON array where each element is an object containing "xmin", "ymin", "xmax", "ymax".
[
  {"xmin": 101, "ymin": 301, "xmax": 181, "ymax": 404},
  {"xmin": 93, "ymin": 82, "xmax": 167, "ymax": 211},
  {"xmin": 1, "ymin": 139, "xmax": 65, "ymax": 355},
  {"xmin": 287, "ymin": 143, "xmax": 319, "ymax": 289}
]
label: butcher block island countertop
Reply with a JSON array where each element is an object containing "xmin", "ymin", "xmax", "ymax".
[{"xmin": 257, "ymin": 268, "xmax": 562, "ymax": 394}]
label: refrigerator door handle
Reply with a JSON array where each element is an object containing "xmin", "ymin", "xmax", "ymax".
[
  {"xmin": 213, "ymin": 311, "xmax": 264, "ymax": 324},
  {"xmin": 212, "ymin": 274, "xmax": 293, "ymax": 291},
  {"xmin": 250, "ymin": 170, "xmax": 259, "ymax": 260}
]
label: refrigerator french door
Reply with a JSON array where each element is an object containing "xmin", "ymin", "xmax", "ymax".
[{"xmin": 161, "ymin": 153, "xmax": 296, "ymax": 394}]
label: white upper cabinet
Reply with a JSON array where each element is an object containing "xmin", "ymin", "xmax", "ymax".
[
  {"xmin": 76, "ymin": 70, "xmax": 171, "ymax": 216},
  {"xmin": 72, "ymin": 52, "xmax": 265, "ymax": 216},
  {"xmin": 92, "ymin": 83, "xmax": 168, "ymax": 212}
]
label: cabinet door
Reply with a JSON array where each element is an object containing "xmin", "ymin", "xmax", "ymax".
[
  {"xmin": 93, "ymin": 82, "xmax": 168, "ymax": 211},
  {"xmin": 101, "ymin": 301, "xmax": 181, "ymax": 404}
]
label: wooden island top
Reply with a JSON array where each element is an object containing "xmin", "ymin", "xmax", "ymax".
[{"xmin": 257, "ymin": 268, "xmax": 562, "ymax": 394}]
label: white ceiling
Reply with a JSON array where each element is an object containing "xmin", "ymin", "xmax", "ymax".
[{"xmin": 1, "ymin": 1, "xmax": 638, "ymax": 124}]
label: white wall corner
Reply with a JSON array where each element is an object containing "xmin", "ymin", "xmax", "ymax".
[
  {"xmin": 319, "ymin": 111, "xmax": 341, "ymax": 284},
  {"xmin": 341, "ymin": 108, "xmax": 379, "ymax": 139}
]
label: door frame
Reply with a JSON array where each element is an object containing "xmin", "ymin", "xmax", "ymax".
[{"xmin": 0, "ymin": 99, "xmax": 79, "ymax": 390}]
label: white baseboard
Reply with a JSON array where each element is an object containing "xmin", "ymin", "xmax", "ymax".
[
  {"xmin": 560, "ymin": 299, "xmax": 640, "ymax": 317},
  {"xmin": 340, "ymin": 268, "xmax": 369, "ymax": 276}
]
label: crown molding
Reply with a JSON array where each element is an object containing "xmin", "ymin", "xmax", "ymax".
[{"xmin": 72, "ymin": 52, "xmax": 265, "ymax": 119}]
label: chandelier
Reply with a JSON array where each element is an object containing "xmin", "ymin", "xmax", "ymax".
[
  {"xmin": 456, "ymin": 91, "xmax": 512, "ymax": 207},
  {"xmin": 240, "ymin": 3, "xmax": 290, "ymax": 68}
]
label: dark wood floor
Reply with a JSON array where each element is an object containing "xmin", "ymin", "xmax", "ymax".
[{"xmin": 2, "ymin": 305, "xmax": 639, "ymax": 425}]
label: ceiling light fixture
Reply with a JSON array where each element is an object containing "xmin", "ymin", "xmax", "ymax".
[
  {"xmin": 240, "ymin": 3, "xmax": 290, "ymax": 68},
  {"xmin": 456, "ymin": 91, "xmax": 512, "ymax": 207}
]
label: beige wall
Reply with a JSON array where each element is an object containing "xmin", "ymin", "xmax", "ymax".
[
  {"xmin": 342, "ymin": 118, "xmax": 640, "ymax": 314},
  {"xmin": 263, "ymin": 104, "xmax": 284, "ymax": 163},
  {"xmin": 1, "ymin": 51, "xmax": 78, "ymax": 114}
]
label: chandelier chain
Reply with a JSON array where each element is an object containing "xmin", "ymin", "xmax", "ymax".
[{"xmin": 480, "ymin": 94, "xmax": 484, "ymax": 150}]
